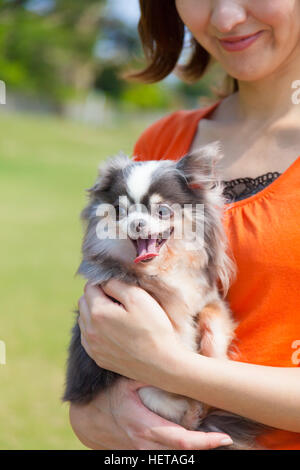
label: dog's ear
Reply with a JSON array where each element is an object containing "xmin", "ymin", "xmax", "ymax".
[
  {"xmin": 87, "ymin": 152, "xmax": 132, "ymax": 194},
  {"xmin": 176, "ymin": 141, "xmax": 223, "ymax": 189}
]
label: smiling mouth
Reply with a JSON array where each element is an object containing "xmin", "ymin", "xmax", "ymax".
[
  {"xmin": 218, "ymin": 30, "xmax": 264, "ymax": 52},
  {"xmin": 130, "ymin": 228, "xmax": 174, "ymax": 264}
]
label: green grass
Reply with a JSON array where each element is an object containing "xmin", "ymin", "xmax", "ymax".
[{"xmin": 0, "ymin": 110, "xmax": 154, "ymax": 449}]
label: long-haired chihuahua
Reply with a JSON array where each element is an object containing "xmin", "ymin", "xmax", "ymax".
[{"xmin": 63, "ymin": 142, "xmax": 266, "ymax": 449}]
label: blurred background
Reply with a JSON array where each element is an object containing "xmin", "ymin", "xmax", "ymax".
[{"xmin": 0, "ymin": 0, "xmax": 224, "ymax": 449}]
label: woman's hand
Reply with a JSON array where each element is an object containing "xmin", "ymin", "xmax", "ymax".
[
  {"xmin": 69, "ymin": 378, "xmax": 233, "ymax": 450},
  {"xmin": 78, "ymin": 280, "xmax": 185, "ymax": 385}
]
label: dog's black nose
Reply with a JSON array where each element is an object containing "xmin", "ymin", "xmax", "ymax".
[{"xmin": 131, "ymin": 219, "xmax": 146, "ymax": 233}]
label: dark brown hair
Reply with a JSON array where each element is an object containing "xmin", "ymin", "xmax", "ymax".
[{"xmin": 126, "ymin": 0, "xmax": 238, "ymax": 94}]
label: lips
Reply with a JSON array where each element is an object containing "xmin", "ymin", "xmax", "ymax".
[
  {"xmin": 218, "ymin": 30, "xmax": 264, "ymax": 52},
  {"xmin": 131, "ymin": 228, "xmax": 174, "ymax": 264}
]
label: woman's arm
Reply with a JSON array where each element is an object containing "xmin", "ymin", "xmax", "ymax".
[
  {"xmin": 161, "ymin": 350, "xmax": 300, "ymax": 433},
  {"xmin": 79, "ymin": 281, "xmax": 300, "ymax": 434}
]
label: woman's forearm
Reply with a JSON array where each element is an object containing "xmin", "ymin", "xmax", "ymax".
[{"xmin": 158, "ymin": 351, "xmax": 300, "ymax": 433}]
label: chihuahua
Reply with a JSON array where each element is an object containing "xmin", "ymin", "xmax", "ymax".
[{"xmin": 63, "ymin": 142, "xmax": 265, "ymax": 449}]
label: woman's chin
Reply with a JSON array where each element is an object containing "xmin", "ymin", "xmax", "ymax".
[
  {"xmin": 222, "ymin": 61, "xmax": 276, "ymax": 83},
  {"xmin": 219, "ymin": 52, "xmax": 284, "ymax": 83}
]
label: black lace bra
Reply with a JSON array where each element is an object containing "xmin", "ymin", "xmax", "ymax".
[{"xmin": 222, "ymin": 172, "xmax": 281, "ymax": 203}]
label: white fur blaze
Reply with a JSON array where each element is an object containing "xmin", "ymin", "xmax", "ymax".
[{"xmin": 126, "ymin": 161, "xmax": 161, "ymax": 202}]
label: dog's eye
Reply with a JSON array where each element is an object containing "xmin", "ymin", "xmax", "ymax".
[
  {"xmin": 157, "ymin": 204, "xmax": 173, "ymax": 219},
  {"xmin": 115, "ymin": 205, "xmax": 127, "ymax": 220}
]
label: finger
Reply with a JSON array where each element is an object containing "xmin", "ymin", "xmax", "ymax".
[
  {"xmin": 150, "ymin": 426, "xmax": 233, "ymax": 450},
  {"xmin": 78, "ymin": 295, "xmax": 91, "ymax": 330},
  {"xmin": 77, "ymin": 295, "xmax": 85, "ymax": 311},
  {"xmin": 80, "ymin": 331, "xmax": 92, "ymax": 358},
  {"xmin": 102, "ymin": 279, "xmax": 143, "ymax": 310},
  {"xmin": 84, "ymin": 282, "xmax": 119, "ymax": 313},
  {"xmin": 127, "ymin": 379, "xmax": 151, "ymax": 391},
  {"xmin": 135, "ymin": 440, "xmax": 176, "ymax": 450}
]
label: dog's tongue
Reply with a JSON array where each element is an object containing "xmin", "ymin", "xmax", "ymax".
[{"xmin": 134, "ymin": 237, "xmax": 159, "ymax": 264}]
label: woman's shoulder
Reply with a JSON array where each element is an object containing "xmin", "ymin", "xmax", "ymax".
[{"xmin": 132, "ymin": 104, "xmax": 219, "ymax": 162}]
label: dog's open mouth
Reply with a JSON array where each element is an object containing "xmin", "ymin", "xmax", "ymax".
[{"xmin": 131, "ymin": 228, "xmax": 174, "ymax": 264}]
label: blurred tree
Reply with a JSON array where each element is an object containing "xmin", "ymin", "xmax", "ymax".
[
  {"xmin": 93, "ymin": 16, "xmax": 141, "ymax": 104},
  {"xmin": 121, "ymin": 82, "xmax": 174, "ymax": 111},
  {"xmin": 0, "ymin": 0, "xmax": 104, "ymax": 104},
  {"xmin": 94, "ymin": 65, "xmax": 125, "ymax": 100}
]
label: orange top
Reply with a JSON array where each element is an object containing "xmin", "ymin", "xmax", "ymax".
[{"xmin": 132, "ymin": 102, "xmax": 300, "ymax": 450}]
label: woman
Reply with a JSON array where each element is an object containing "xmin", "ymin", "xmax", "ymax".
[{"xmin": 69, "ymin": 0, "xmax": 300, "ymax": 450}]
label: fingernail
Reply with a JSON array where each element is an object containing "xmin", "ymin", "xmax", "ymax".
[{"xmin": 220, "ymin": 438, "xmax": 233, "ymax": 445}]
